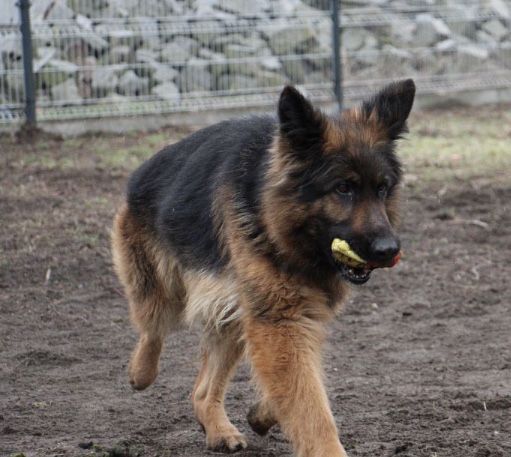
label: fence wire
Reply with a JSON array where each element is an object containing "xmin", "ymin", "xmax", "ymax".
[{"xmin": 1, "ymin": 0, "xmax": 510, "ymax": 124}]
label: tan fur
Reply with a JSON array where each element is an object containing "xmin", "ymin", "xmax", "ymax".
[
  {"xmin": 312, "ymin": 192, "xmax": 351, "ymax": 225},
  {"xmin": 112, "ymin": 206, "xmax": 243, "ymax": 334},
  {"xmin": 323, "ymin": 117, "xmax": 345, "ymax": 151},
  {"xmin": 243, "ymin": 314, "xmax": 348, "ymax": 457},
  {"xmin": 259, "ymin": 140, "xmax": 346, "ymax": 273},
  {"xmin": 183, "ymin": 270, "xmax": 241, "ymax": 330},
  {"xmin": 112, "ymin": 205, "xmax": 184, "ymax": 389},
  {"xmin": 222, "ymin": 185, "xmax": 344, "ymax": 318},
  {"xmin": 192, "ymin": 327, "xmax": 247, "ymax": 451},
  {"xmin": 324, "ymin": 110, "xmax": 388, "ymax": 154},
  {"xmin": 386, "ymin": 189, "xmax": 401, "ymax": 227},
  {"xmin": 247, "ymin": 399, "xmax": 277, "ymax": 436},
  {"xmin": 112, "ymin": 205, "xmax": 185, "ymax": 336}
]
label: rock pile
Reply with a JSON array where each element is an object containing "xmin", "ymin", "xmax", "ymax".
[{"xmin": 0, "ymin": 0, "xmax": 510, "ymax": 109}]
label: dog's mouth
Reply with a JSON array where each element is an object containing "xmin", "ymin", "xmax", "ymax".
[
  {"xmin": 332, "ymin": 251, "xmax": 372, "ymax": 285},
  {"xmin": 331, "ymin": 238, "xmax": 372, "ymax": 285},
  {"xmin": 330, "ymin": 238, "xmax": 401, "ymax": 285}
]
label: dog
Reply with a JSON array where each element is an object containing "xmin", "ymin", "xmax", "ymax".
[{"xmin": 111, "ymin": 79, "xmax": 415, "ymax": 457}]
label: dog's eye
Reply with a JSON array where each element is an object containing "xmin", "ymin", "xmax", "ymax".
[
  {"xmin": 336, "ymin": 181, "xmax": 354, "ymax": 197},
  {"xmin": 377, "ymin": 184, "xmax": 388, "ymax": 199}
]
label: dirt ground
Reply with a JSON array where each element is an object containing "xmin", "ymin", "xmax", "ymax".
[{"xmin": 1, "ymin": 107, "xmax": 510, "ymax": 457}]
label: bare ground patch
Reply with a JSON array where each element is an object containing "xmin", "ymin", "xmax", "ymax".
[{"xmin": 1, "ymin": 109, "xmax": 510, "ymax": 457}]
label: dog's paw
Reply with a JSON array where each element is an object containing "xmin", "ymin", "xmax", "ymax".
[
  {"xmin": 128, "ymin": 368, "xmax": 157, "ymax": 391},
  {"xmin": 206, "ymin": 431, "xmax": 247, "ymax": 453},
  {"xmin": 128, "ymin": 353, "xmax": 159, "ymax": 390},
  {"xmin": 128, "ymin": 355, "xmax": 159, "ymax": 390},
  {"xmin": 247, "ymin": 403, "xmax": 277, "ymax": 436},
  {"xmin": 128, "ymin": 338, "xmax": 161, "ymax": 390}
]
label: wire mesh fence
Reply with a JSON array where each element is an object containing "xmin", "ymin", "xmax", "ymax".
[
  {"xmin": 341, "ymin": 1, "xmax": 511, "ymax": 98},
  {"xmin": 0, "ymin": 27, "xmax": 26, "ymax": 123},
  {"xmin": 1, "ymin": 0, "xmax": 510, "ymax": 125}
]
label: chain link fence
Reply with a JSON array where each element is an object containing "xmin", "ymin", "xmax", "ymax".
[{"xmin": 1, "ymin": 0, "xmax": 510, "ymax": 125}]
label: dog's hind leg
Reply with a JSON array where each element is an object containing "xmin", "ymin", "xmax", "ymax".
[
  {"xmin": 129, "ymin": 332, "xmax": 163, "ymax": 390},
  {"xmin": 128, "ymin": 281, "xmax": 180, "ymax": 391},
  {"xmin": 112, "ymin": 205, "xmax": 186, "ymax": 390},
  {"xmin": 127, "ymin": 264, "xmax": 184, "ymax": 390},
  {"xmin": 192, "ymin": 326, "xmax": 247, "ymax": 453}
]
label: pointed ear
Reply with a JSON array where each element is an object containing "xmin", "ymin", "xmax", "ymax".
[
  {"xmin": 362, "ymin": 79, "xmax": 416, "ymax": 140},
  {"xmin": 278, "ymin": 85, "xmax": 325, "ymax": 159}
]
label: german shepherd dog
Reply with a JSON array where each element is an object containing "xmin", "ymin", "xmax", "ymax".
[{"xmin": 112, "ymin": 79, "xmax": 415, "ymax": 457}]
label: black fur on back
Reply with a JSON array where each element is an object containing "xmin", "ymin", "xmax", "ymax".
[{"xmin": 127, "ymin": 116, "xmax": 275, "ymax": 271}]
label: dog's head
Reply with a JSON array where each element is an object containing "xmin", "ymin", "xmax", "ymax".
[{"xmin": 263, "ymin": 80, "xmax": 415, "ymax": 285}]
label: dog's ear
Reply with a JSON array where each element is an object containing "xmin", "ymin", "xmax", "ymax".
[
  {"xmin": 362, "ymin": 79, "xmax": 415, "ymax": 140},
  {"xmin": 278, "ymin": 86, "xmax": 325, "ymax": 159}
]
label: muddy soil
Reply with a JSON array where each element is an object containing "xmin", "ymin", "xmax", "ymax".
[{"xmin": 0, "ymin": 120, "xmax": 510, "ymax": 457}]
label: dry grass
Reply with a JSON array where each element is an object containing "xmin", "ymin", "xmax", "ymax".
[
  {"xmin": 402, "ymin": 106, "xmax": 511, "ymax": 184},
  {"xmin": 3, "ymin": 106, "xmax": 510, "ymax": 185}
]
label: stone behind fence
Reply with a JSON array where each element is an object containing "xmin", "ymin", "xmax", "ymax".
[{"xmin": 0, "ymin": 0, "xmax": 510, "ymax": 122}]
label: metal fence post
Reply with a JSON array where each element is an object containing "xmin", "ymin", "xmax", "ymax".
[
  {"xmin": 18, "ymin": 0, "xmax": 37, "ymax": 127},
  {"xmin": 331, "ymin": 0, "xmax": 342, "ymax": 111}
]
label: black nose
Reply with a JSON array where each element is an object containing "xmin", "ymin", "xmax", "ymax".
[{"xmin": 371, "ymin": 236, "xmax": 400, "ymax": 262}]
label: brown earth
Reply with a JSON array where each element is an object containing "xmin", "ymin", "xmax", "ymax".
[{"xmin": 0, "ymin": 108, "xmax": 510, "ymax": 457}]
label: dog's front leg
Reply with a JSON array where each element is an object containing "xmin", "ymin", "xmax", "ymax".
[{"xmin": 244, "ymin": 313, "xmax": 348, "ymax": 457}]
